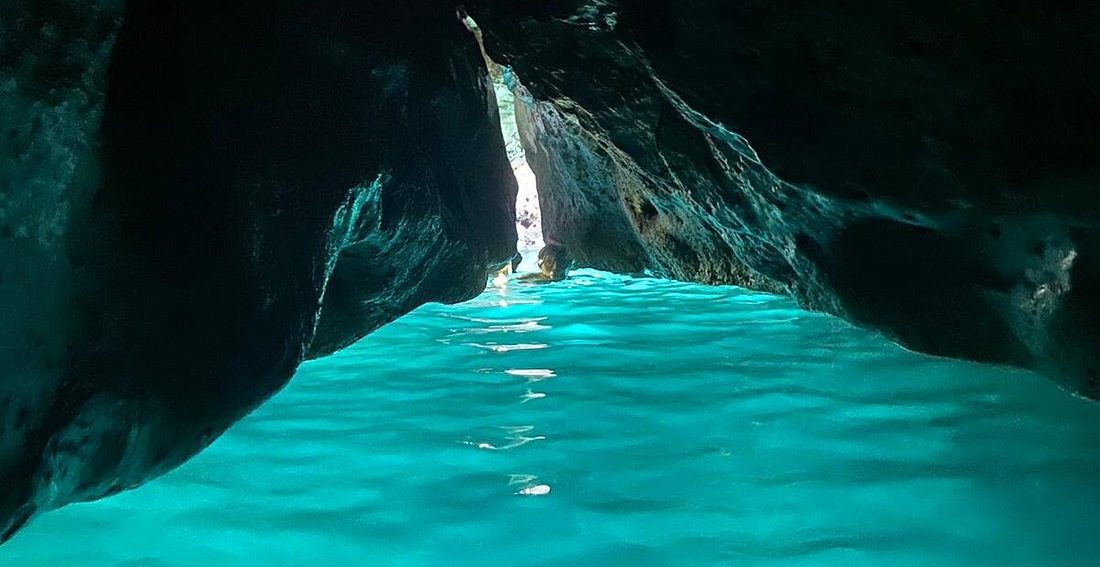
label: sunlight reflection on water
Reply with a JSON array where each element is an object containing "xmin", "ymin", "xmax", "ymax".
[{"xmin": 7, "ymin": 269, "xmax": 1100, "ymax": 566}]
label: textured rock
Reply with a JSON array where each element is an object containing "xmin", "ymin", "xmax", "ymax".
[
  {"xmin": 469, "ymin": 1, "xmax": 1100, "ymax": 394},
  {"xmin": 1, "ymin": 0, "xmax": 515, "ymax": 540},
  {"xmin": 1, "ymin": 0, "xmax": 126, "ymax": 540}
]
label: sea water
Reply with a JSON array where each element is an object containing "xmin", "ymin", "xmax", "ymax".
[{"xmin": 6, "ymin": 270, "xmax": 1100, "ymax": 566}]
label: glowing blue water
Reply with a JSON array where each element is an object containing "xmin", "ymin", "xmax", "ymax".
[{"xmin": 7, "ymin": 270, "xmax": 1100, "ymax": 565}]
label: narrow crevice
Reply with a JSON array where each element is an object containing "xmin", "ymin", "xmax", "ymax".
[{"xmin": 464, "ymin": 16, "xmax": 543, "ymax": 265}]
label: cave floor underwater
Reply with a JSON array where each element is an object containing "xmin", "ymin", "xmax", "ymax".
[{"xmin": 7, "ymin": 269, "xmax": 1100, "ymax": 566}]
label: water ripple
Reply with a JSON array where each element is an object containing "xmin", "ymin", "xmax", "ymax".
[{"xmin": 8, "ymin": 270, "xmax": 1100, "ymax": 566}]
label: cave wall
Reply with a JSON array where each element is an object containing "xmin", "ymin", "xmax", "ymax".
[
  {"xmin": 0, "ymin": 0, "xmax": 126, "ymax": 540},
  {"xmin": 469, "ymin": 0, "xmax": 1100, "ymax": 396},
  {"xmin": 1, "ymin": 0, "xmax": 516, "ymax": 540}
]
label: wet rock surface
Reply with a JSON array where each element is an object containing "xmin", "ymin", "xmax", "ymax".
[
  {"xmin": 468, "ymin": 0, "xmax": 1100, "ymax": 396},
  {"xmin": 1, "ymin": 0, "xmax": 515, "ymax": 540}
]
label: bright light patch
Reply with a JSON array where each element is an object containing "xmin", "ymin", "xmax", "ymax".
[{"xmin": 490, "ymin": 62, "xmax": 543, "ymax": 254}]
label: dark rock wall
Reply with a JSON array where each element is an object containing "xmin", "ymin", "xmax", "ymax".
[
  {"xmin": 0, "ymin": 0, "xmax": 126, "ymax": 540},
  {"xmin": 1, "ymin": 0, "xmax": 516, "ymax": 540},
  {"xmin": 469, "ymin": 1, "xmax": 1100, "ymax": 395}
]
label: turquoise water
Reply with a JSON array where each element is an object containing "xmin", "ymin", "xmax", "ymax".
[{"xmin": 7, "ymin": 270, "xmax": 1100, "ymax": 565}]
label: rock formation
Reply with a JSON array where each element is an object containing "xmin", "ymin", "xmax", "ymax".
[
  {"xmin": 0, "ymin": 0, "xmax": 516, "ymax": 540},
  {"xmin": 468, "ymin": 0, "xmax": 1100, "ymax": 396}
]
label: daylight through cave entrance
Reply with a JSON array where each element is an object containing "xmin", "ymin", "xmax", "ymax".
[
  {"xmin": 465, "ymin": 16, "xmax": 543, "ymax": 271},
  {"xmin": 493, "ymin": 67, "xmax": 543, "ymax": 258}
]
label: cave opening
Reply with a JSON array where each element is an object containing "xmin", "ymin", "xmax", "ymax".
[
  {"xmin": 492, "ymin": 64, "xmax": 543, "ymax": 268},
  {"xmin": 465, "ymin": 15, "xmax": 544, "ymax": 273}
]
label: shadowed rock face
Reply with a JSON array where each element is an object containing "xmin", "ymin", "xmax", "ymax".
[
  {"xmin": 1, "ymin": 0, "xmax": 515, "ymax": 540},
  {"xmin": 468, "ymin": 0, "xmax": 1100, "ymax": 396}
]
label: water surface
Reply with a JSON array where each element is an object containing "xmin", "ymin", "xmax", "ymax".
[{"xmin": 7, "ymin": 270, "xmax": 1100, "ymax": 565}]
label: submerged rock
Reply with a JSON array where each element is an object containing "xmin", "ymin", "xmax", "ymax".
[
  {"xmin": 468, "ymin": 1, "xmax": 1100, "ymax": 396},
  {"xmin": 0, "ymin": 0, "xmax": 516, "ymax": 540}
]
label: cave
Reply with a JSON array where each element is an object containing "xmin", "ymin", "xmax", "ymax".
[
  {"xmin": 3, "ymin": 1, "xmax": 1100, "ymax": 563},
  {"xmin": 468, "ymin": 15, "xmax": 545, "ymax": 267}
]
